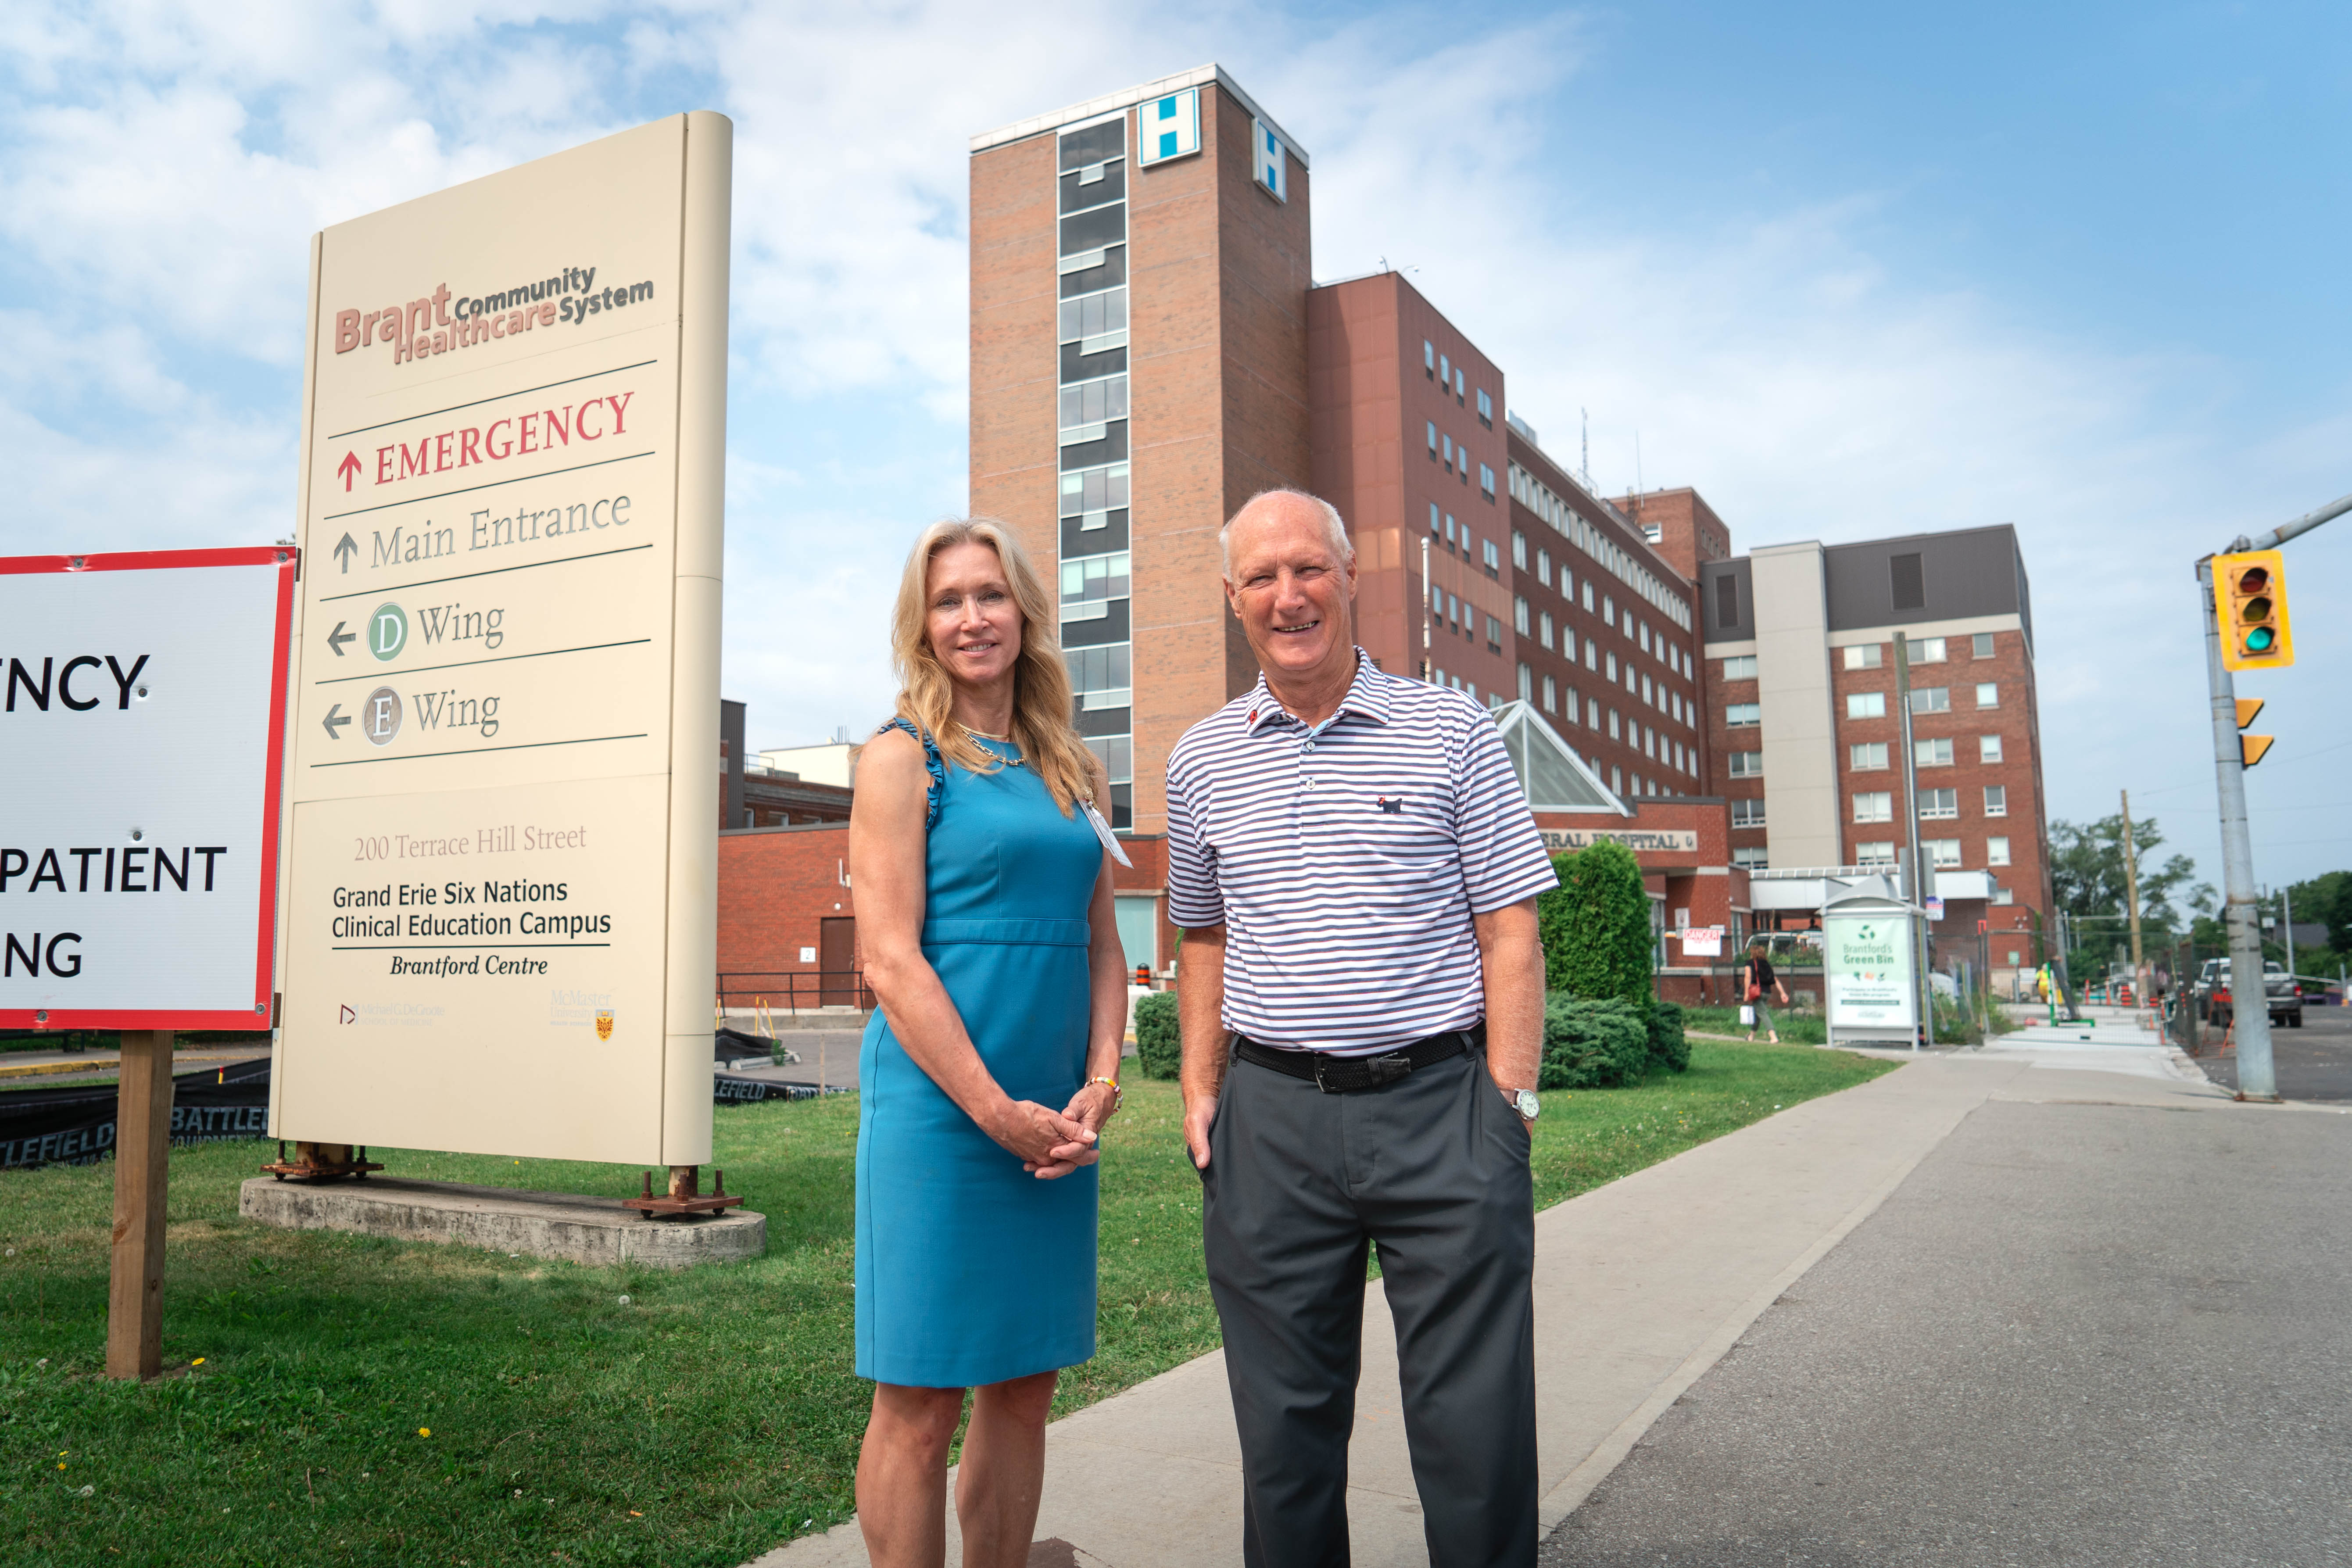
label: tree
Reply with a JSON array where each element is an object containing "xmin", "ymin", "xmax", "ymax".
[
  {"xmin": 1536, "ymin": 840, "xmax": 1654, "ymax": 1003},
  {"xmin": 2049, "ymin": 813, "xmax": 2199, "ymax": 976}
]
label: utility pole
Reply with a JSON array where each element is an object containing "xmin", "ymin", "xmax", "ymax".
[
  {"xmin": 2119, "ymin": 789, "xmax": 2145, "ymax": 1006},
  {"xmin": 1893, "ymin": 632, "xmax": 1935, "ymax": 1048}
]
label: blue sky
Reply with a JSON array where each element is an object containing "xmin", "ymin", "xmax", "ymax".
[{"xmin": 4, "ymin": 1, "xmax": 2348, "ymax": 899}]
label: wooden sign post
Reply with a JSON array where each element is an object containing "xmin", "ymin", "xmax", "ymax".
[
  {"xmin": 107, "ymin": 1031, "xmax": 176, "ymax": 1380},
  {"xmin": 0, "ymin": 549, "xmax": 296, "ymax": 1381}
]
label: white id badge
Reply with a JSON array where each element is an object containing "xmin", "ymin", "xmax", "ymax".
[{"xmin": 1082, "ymin": 800, "xmax": 1133, "ymax": 866}]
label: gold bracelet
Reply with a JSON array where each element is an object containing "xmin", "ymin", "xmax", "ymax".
[{"xmin": 1088, "ymin": 1075, "xmax": 1123, "ymax": 1113}]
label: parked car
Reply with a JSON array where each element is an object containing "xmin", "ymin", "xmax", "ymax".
[{"xmin": 2201, "ymin": 957, "xmax": 2302, "ymax": 1029}]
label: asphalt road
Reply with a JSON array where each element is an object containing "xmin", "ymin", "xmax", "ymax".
[
  {"xmin": 1541, "ymin": 1093, "xmax": 2352, "ymax": 1567},
  {"xmin": 2198, "ymin": 1002, "xmax": 2352, "ymax": 1103}
]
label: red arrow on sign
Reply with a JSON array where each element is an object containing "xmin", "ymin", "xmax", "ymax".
[{"xmin": 337, "ymin": 451, "xmax": 362, "ymax": 491}]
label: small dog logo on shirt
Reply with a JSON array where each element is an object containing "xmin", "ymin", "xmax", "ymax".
[{"xmin": 1376, "ymin": 796, "xmax": 1403, "ymax": 814}]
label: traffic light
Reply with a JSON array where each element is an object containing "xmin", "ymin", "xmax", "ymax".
[
  {"xmin": 2216, "ymin": 549, "xmax": 2294, "ymax": 671},
  {"xmin": 2235, "ymin": 696, "xmax": 2273, "ymax": 768}
]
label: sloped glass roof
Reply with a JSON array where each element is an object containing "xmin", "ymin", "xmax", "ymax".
[{"xmin": 1490, "ymin": 700, "xmax": 1631, "ymax": 815}]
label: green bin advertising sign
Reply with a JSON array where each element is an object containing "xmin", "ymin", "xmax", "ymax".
[{"xmin": 1824, "ymin": 908, "xmax": 1917, "ymax": 1036}]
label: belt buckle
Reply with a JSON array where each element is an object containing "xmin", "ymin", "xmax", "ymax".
[
  {"xmin": 1368, "ymin": 1051, "xmax": 1412, "ymax": 1085},
  {"xmin": 1312, "ymin": 1053, "xmax": 1338, "ymax": 1093}
]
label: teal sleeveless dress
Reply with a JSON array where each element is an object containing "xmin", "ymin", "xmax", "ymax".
[{"xmin": 855, "ymin": 724, "xmax": 1104, "ymax": 1388}]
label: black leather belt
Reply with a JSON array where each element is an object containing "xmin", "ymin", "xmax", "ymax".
[{"xmin": 1235, "ymin": 1021, "xmax": 1486, "ymax": 1093}]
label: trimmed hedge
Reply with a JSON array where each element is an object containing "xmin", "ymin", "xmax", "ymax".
[
  {"xmin": 1539, "ymin": 995, "xmax": 1652, "ymax": 1089},
  {"xmin": 1134, "ymin": 990, "xmax": 1181, "ymax": 1081},
  {"xmin": 1537, "ymin": 840, "xmax": 1654, "ymax": 1004},
  {"xmin": 1647, "ymin": 999, "xmax": 1690, "ymax": 1074}
]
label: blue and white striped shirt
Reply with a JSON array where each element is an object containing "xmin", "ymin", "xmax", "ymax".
[{"xmin": 1165, "ymin": 652, "xmax": 1559, "ymax": 1056}]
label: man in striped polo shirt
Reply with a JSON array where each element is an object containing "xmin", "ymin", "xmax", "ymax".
[{"xmin": 1169, "ymin": 489, "xmax": 1557, "ymax": 1568}]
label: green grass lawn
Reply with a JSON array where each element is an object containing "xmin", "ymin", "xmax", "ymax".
[
  {"xmin": 1, "ymin": 1038, "xmax": 1893, "ymax": 1566},
  {"xmin": 1679, "ymin": 1004, "xmax": 1830, "ymax": 1045}
]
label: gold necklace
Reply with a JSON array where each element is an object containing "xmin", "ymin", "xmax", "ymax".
[{"xmin": 962, "ymin": 722, "xmax": 1025, "ymax": 763}]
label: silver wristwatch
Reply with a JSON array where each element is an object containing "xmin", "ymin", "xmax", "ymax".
[{"xmin": 1502, "ymin": 1086, "xmax": 1540, "ymax": 1121}]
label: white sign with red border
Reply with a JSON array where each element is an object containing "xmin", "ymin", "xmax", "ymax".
[{"xmin": 0, "ymin": 549, "xmax": 295, "ymax": 1029}]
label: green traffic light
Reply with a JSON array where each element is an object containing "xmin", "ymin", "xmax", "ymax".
[{"xmin": 2246, "ymin": 626, "xmax": 2276, "ymax": 652}]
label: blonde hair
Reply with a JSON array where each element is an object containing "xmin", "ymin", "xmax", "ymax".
[{"xmin": 888, "ymin": 517, "xmax": 1098, "ymax": 817}]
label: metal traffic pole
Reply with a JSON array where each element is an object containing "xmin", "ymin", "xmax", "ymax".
[
  {"xmin": 2200, "ymin": 558, "xmax": 2278, "ymax": 1101},
  {"xmin": 2197, "ymin": 486, "xmax": 2352, "ymax": 1101}
]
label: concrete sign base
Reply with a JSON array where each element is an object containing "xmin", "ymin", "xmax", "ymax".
[{"xmin": 238, "ymin": 1174, "xmax": 763, "ymax": 1269}]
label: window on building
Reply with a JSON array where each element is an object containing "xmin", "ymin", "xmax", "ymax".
[
  {"xmin": 1843, "ymin": 644, "xmax": 1882, "ymax": 670},
  {"xmin": 1587, "ymin": 695, "xmax": 1600, "ymax": 730},
  {"xmin": 1539, "ymin": 611, "xmax": 1554, "ymax": 649},
  {"xmin": 1715, "ymin": 573, "xmax": 1739, "ymax": 628},
  {"xmin": 1975, "ymin": 683, "xmax": 1999, "ymax": 709},
  {"xmin": 1641, "ymin": 674, "xmax": 1654, "ymax": 705},
  {"xmin": 1060, "ymin": 551, "xmax": 1131, "ymax": 618},
  {"xmin": 1987, "ymin": 835, "xmax": 2011, "ymax": 866},
  {"xmin": 1972, "ymin": 632, "xmax": 1995, "ymax": 659},
  {"xmin": 1910, "ymin": 687, "xmax": 1950, "ymax": 714},
  {"xmin": 1733, "ymin": 846, "xmax": 1770, "ymax": 871},
  {"xmin": 1542, "ymin": 673, "xmax": 1557, "ymax": 712},
  {"xmin": 1608, "ymin": 709, "xmax": 1621, "ymax": 739},
  {"xmin": 1638, "ymin": 622, "xmax": 1651, "ymax": 654},
  {"xmin": 1723, "ymin": 654, "xmax": 1758, "ymax": 680},
  {"xmin": 1056, "ymin": 287, "xmax": 1129, "ymax": 345},
  {"xmin": 1731, "ymin": 799, "xmax": 1766, "ymax": 828},
  {"xmin": 1454, "ymin": 367, "xmax": 1466, "ymax": 401},
  {"xmin": 1605, "ymin": 652, "xmax": 1618, "ymax": 682},
  {"xmin": 1980, "ymin": 734, "xmax": 2004, "ymax": 763},
  {"xmin": 1925, "ymin": 838, "xmax": 1962, "ymax": 868},
  {"xmin": 1424, "ymin": 340, "xmax": 1435, "ymax": 376},
  {"xmin": 1583, "ymin": 580, "xmax": 1596, "ymax": 612},
  {"xmin": 1847, "ymin": 692, "xmax": 1887, "ymax": 719},
  {"xmin": 1726, "ymin": 702, "xmax": 1761, "ymax": 726},
  {"xmin": 1912, "ymin": 636, "xmax": 1947, "ymax": 663},
  {"xmin": 1561, "ymin": 564, "xmax": 1574, "ymax": 598},
  {"xmin": 1486, "ymin": 615, "xmax": 1502, "ymax": 650},
  {"xmin": 1518, "ymin": 662, "xmax": 1533, "ymax": 701},
  {"xmin": 1611, "ymin": 765, "xmax": 1624, "ymax": 795},
  {"xmin": 1536, "ymin": 548, "xmax": 1551, "ymax": 587},
  {"xmin": 1890, "ymin": 551, "xmax": 1926, "ymax": 610},
  {"xmin": 1855, "ymin": 841, "xmax": 1897, "ymax": 866},
  {"xmin": 1602, "ymin": 594, "xmax": 1615, "ymax": 625},
  {"xmin": 1477, "ymin": 388, "xmax": 1493, "ymax": 425},
  {"xmin": 1585, "ymin": 637, "xmax": 1599, "ymax": 670},
  {"xmin": 1483, "ymin": 538, "xmax": 1501, "ymax": 576},
  {"xmin": 1429, "ymin": 501, "xmax": 1441, "ymax": 535},
  {"xmin": 1854, "ymin": 791, "xmax": 1893, "ymax": 823},
  {"xmin": 1915, "ymin": 737, "xmax": 1954, "ymax": 767},
  {"xmin": 1481, "ymin": 462, "xmax": 1496, "ymax": 498},
  {"xmin": 1511, "ymin": 530, "xmax": 1527, "ymax": 569},
  {"xmin": 1439, "ymin": 351, "xmax": 1450, "ymax": 384},
  {"xmin": 1729, "ymin": 751, "xmax": 1764, "ymax": 777},
  {"xmin": 1442, "ymin": 433, "xmax": 1454, "ymax": 468},
  {"xmin": 1850, "ymin": 741, "xmax": 1888, "ymax": 770},
  {"xmin": 1427, "ymin": 420, "xmax": 1438, "ymax": 456},
  {"xmin": 1446, "ymin": 514, "xmax": 1457, "ymax": 548},
  {"xmin": 1918, "ymin": 788, "xmax": 1959, "ymax": 820},
  {"xmin": 1514, "ymin": 597, "xmax": 1530, "ymax": 635},
  {"xmin": 1992, "ymin": 886, "xmax": 2015, "ymax": 906},
  {"xmin": 1984, "ymin": 784, "xmax": 2008, "ymax": 816},
  {"xmin": 1063, "ymin": 643, "xmax": 1132, "ymax": 708},
  {"xmin": 1645, "ymin": 727, "xmax": 1657, "ymax": 758}
]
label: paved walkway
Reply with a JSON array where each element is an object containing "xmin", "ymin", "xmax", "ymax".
[
  {"xmin": 1541, "ymin": 1060, "xmax": 2352, "ymax": 1565},
  {"xmin": 749, "ymin": 1046, "xmax": 2243, "ymax": 1568}
]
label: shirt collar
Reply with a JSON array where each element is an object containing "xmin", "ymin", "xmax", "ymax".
[{"xmin": 1242, "ymin": 648, "xmax": 1393, "ymax": 734}]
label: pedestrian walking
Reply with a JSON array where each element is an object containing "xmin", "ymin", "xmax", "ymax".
[
  {"xmin": 847, "ymin": 518, "xmax": 1132, "ymax": 1568},
  {"xmin": 1167, "ymin": 490, "xmax": 1559, "ymax": 1568},
  {"xmin": 1743, "ymin": 939, "xmax": 1788, "ymax": 1043}
]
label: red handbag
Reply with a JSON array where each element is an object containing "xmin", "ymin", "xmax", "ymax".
[{"xmin": 1743, "ymin": 979, "xmax": 1761, "ymax": 1003}]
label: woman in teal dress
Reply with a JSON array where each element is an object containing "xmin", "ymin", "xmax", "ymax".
[{"xmin": 848, "ymin": 517, "xmax": 1130, "ymax": 1568}]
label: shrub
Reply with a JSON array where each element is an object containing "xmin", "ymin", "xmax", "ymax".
[
  {"xmin": 1133, "ymin": 991, "xmax": 1181, "ymax": 1081},
  {"xmin": 1538, "ymin": 840, "xmax": 1655, "ymax": 1004},
  {"xmin": 1539, "ymin": 995, "xmax": 1651, "ymax": 1089},
  {"xmin": 1647, "ymin": 999, "xmax": 1690, "ymax": 1074}
]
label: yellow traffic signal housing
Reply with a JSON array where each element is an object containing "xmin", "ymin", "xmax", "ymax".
[
  {"xmin": 2216, "ymin": 550, "xmax": 2294, "ymax": 671},
  {"xmin": 2234, "ymin": 693, "xmax": 2273, "ymax": 767}
]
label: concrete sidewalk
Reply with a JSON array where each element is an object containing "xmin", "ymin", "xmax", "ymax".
[{"xmin": 753, "ymin": 1053, "xmax": 2233, "ymax": 1567}]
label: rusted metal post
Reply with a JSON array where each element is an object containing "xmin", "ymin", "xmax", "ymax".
[
  {"xmin": 106, "ymin": 1031, "xmax": 175, "ymax": 1381},
  {"xmin": 667, "ymin": 1164, "xmax": 699, "ymax": 1200}
]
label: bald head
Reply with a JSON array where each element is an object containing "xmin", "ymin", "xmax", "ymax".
[{"xmin": 1219, "ymin": 490, "xmax": 1354, "ymax": 579}]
